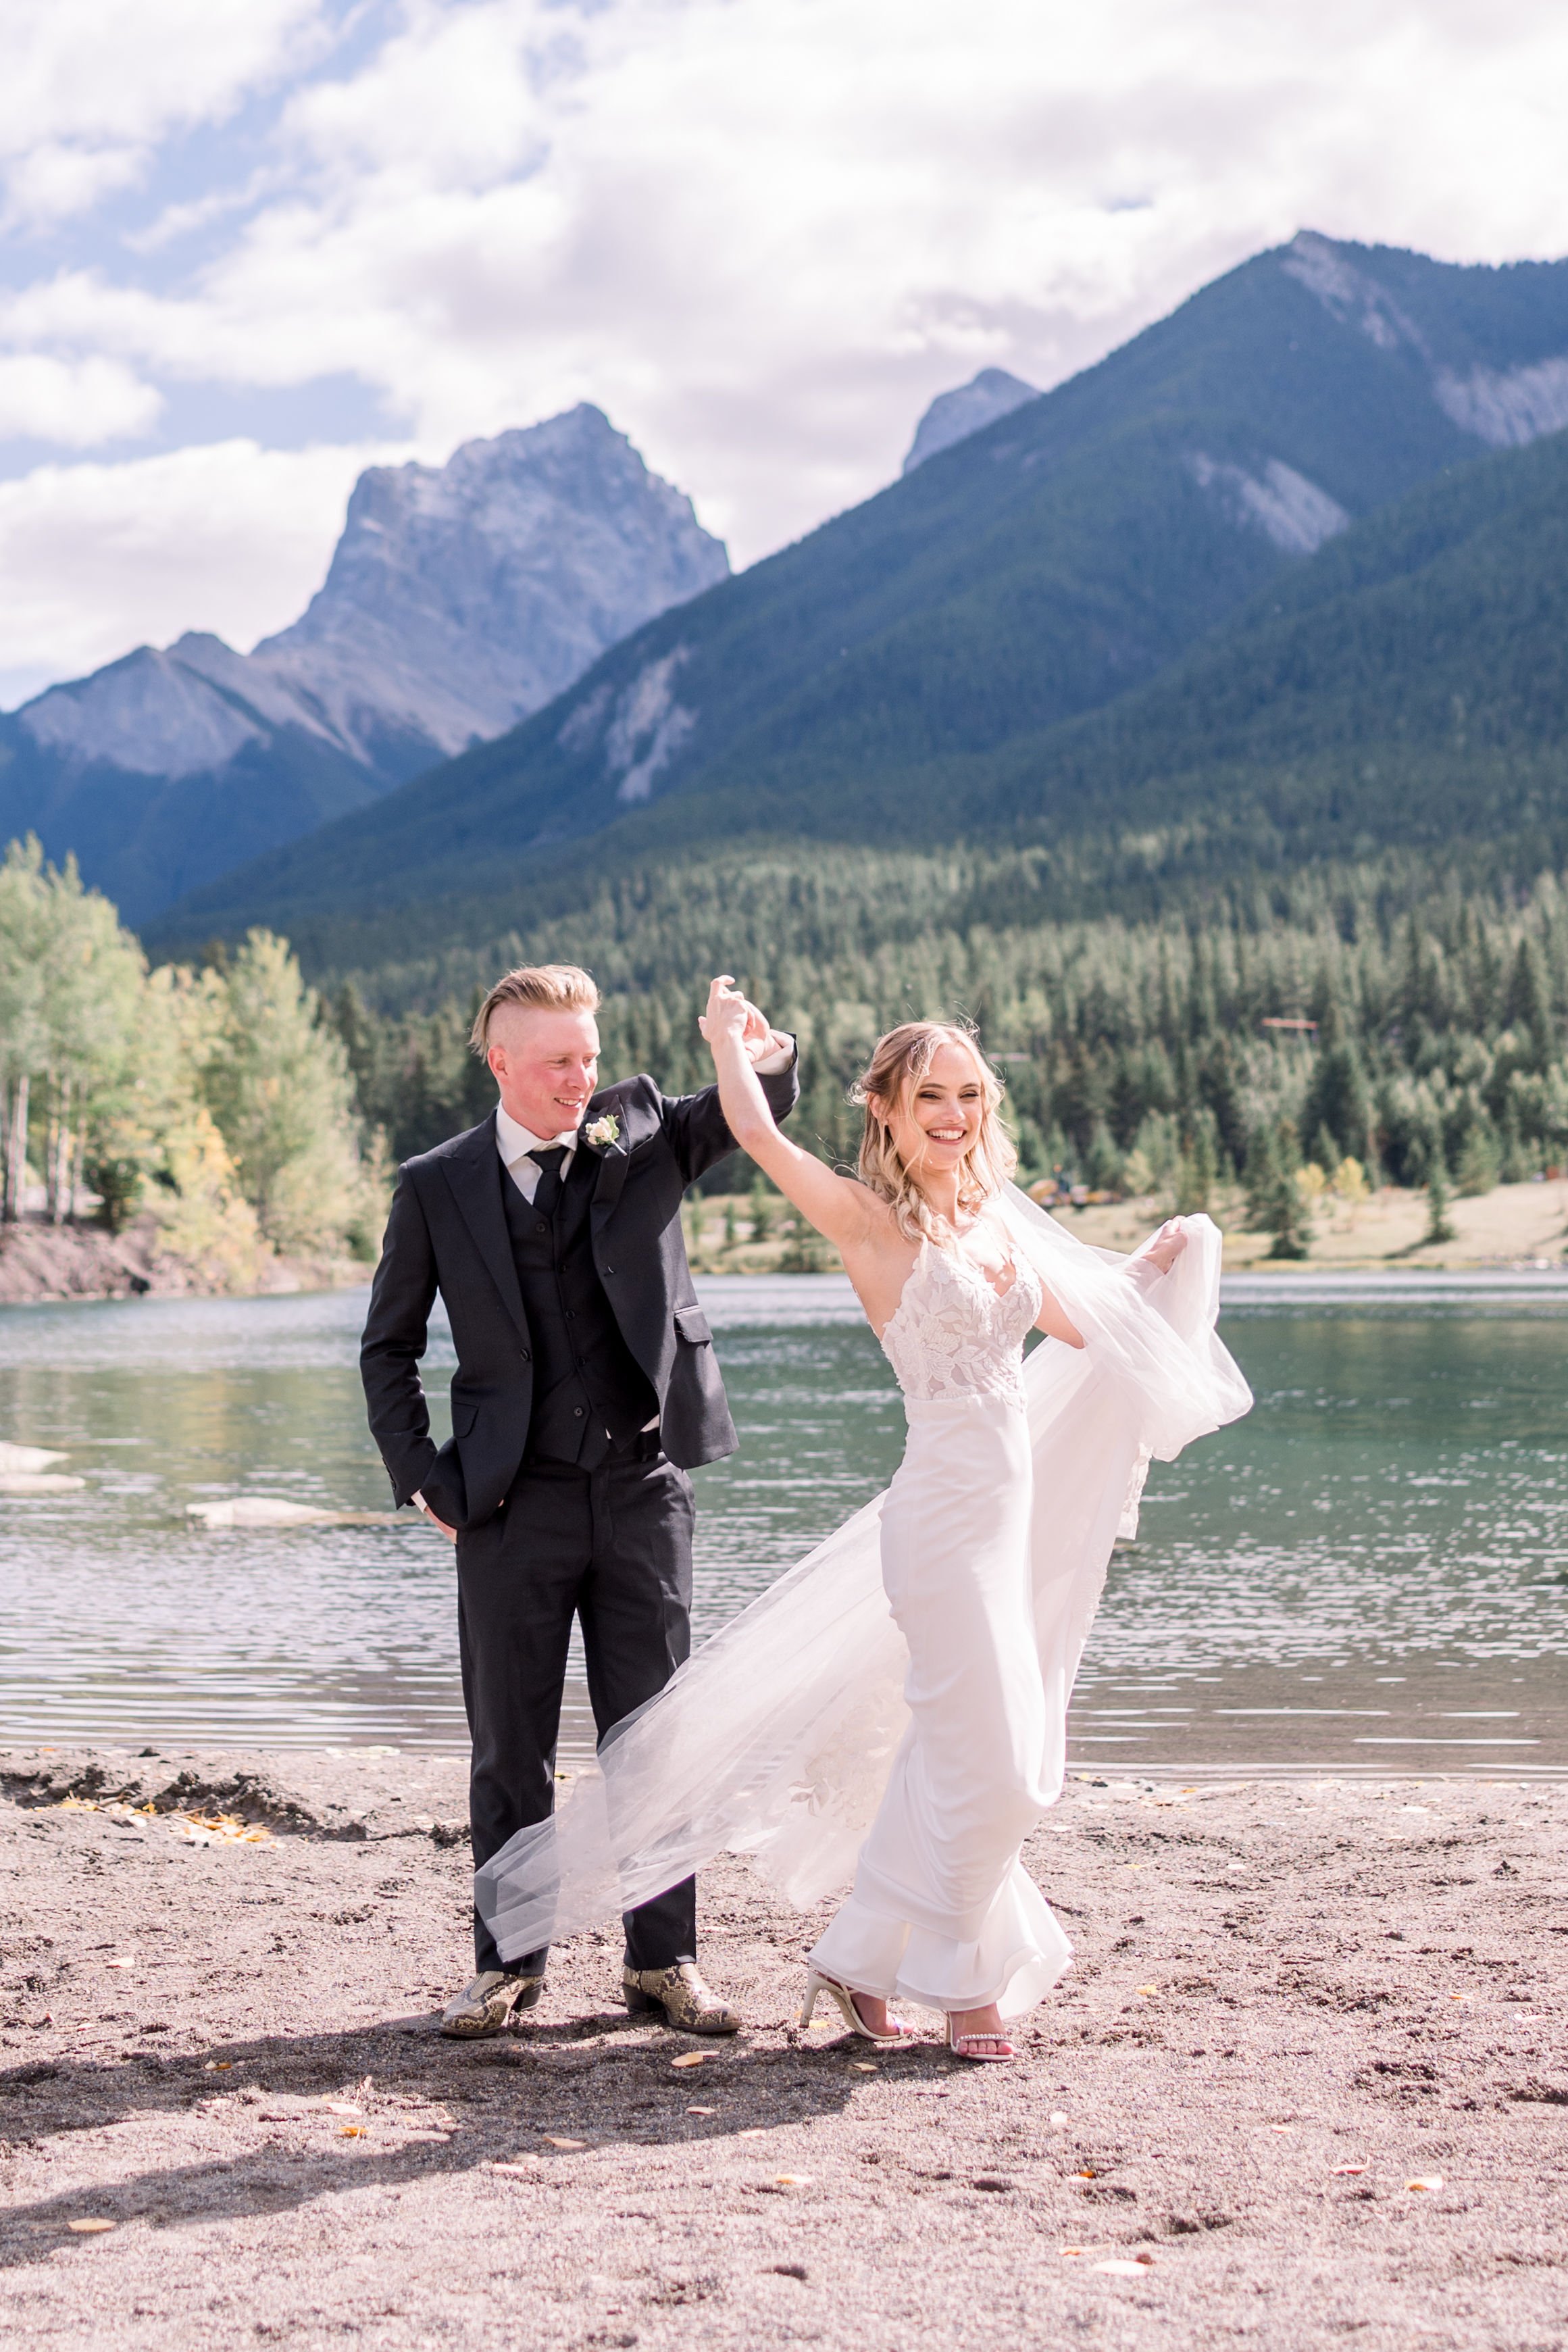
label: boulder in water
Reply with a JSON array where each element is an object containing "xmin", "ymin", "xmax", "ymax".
[
  {"xmin": 0, "ymin": 1442, "xmax": 69, "ymax": 1474},
  {"xmin": 186, "ymin": 1497, "xmax": 399, "ymax": 1528}
]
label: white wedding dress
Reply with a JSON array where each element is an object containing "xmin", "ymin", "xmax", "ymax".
[
  {"xmin": 476, "ymin": 1189, "xmax": 1252, "ymax": 2008},
  {"xmin": 805, "ymin": 1228, "xmax": 1065, "ymax": 2018}
]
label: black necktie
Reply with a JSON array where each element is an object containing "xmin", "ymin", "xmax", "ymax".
[{"xmin": 529, "ymin": 1145, "xmax": 569, "ymax": 1219}]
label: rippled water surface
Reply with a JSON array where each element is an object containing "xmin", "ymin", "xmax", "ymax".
[{"xmin": 1, "ymin": 1275, "xmax": 1563, "ymax": 1770}]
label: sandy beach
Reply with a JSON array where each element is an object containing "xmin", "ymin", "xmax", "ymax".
[{"xmin": 1, "ymin": 1748, "xmax": 1563, "ymax": 2351}]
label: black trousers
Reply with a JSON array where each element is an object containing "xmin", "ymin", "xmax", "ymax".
[{"xmin": 457, "ymin": 1434, "xmax": 697, "ymax": 1974}]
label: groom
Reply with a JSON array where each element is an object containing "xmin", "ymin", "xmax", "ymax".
[{"xmin": 360, "ymin": 961, "xmax": 798, "ymax": 2038}]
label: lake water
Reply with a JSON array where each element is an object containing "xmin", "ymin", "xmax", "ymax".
[{"xmin": 1, "ymin": 1275, "xmax": 1564, "ymax": 1774}]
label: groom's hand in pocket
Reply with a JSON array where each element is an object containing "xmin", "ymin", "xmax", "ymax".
[{"xmin": 413, "ymin": 1490, "xmax": 458, "ymax": 1543}]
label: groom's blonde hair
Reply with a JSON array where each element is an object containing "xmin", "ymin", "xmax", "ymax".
[
  {"xmin": 470, "ymin": 963, "xmax": 601, "ymax": 1051},
  {"xmin": 851, "ymin": 1021, "xmax": 1015, "ymax": 1241}
]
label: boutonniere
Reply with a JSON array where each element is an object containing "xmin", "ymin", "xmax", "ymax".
[{"xmin": 584, "ymin": 1112, "xmax": 621, "ymax": 1150}]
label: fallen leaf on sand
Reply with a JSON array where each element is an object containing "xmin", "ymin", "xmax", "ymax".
[
  {"xmin": 1075, "ymin": 2168, "xmax": 1098, "ymax": 2180},
  {"xmin": 774, "ymin": 2174, "xmax": 813, "ymax": 2187},
  {"xmin": 1094, "ymin": 2257, "xmax": 1155, "ymax": 2276},
  {"xmin": 67, "ymin": 2220, "xmax": 116, "ymax": 2234},
  {"xmin": 1059, "ymin": 2247, "xmax": 1087, "ymax": 2259},
  {"xmin": 686, "ymin": 2105, "xmax": 717, "ymax": 2116},
  {"xmin": 542, "ymin": 2136, "xmax": 587, "ymax": 2151},
  {"xmin": 851, "ymin": 2061, "xmax": 878, "ymax": 2072},
  {"xmin": 1405, "ymin": 2176, "xmax": 1444, "ymax": 2192},
  {"xmin": 1331, "ymin": 2163, "xmax": 1367, "ymax": 2176},
  {"xmin": 1134, "ymin": 1985, "xmax": 1159, "ymax": 1997},
  {"xmin": 671, "ymin": 2051, "xmax": 707, "ymax": 2068},
  {"xmin": 170, "ymin": 1811, "xmax": 274, "ymax": 1846},
  {"xmin": 1050, "ymin": 2111, "xmax": 1069, "ymax": 2127}
]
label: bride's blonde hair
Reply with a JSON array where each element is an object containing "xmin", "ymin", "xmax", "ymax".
[{"xmin": 851, "ymin": 1020, "xmax": 1016, "ymax": 1240}]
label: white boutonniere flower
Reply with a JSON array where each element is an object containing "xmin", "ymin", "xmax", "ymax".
[{"xmin": 584, "ymin": 1112, "xmax": 621, "ymax": 1149}]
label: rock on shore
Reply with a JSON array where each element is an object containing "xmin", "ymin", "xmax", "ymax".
[{"xmin": 0, "ymin": 1750, "xmax": 1563, "ymax": 2350}]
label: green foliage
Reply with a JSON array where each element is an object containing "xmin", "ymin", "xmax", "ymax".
[
  {"xmin": 198, "ymin": 931, "xmax": 376, "ymax": 1253},
  {"xmin": 1424, "ymin": 1157, "xmax": 1457, "ymax": 1245},
  {"xmin": 307, "ymin": 844, "xmax": 1568, "ymax": 1217},
  {"xmin": 0, "ymin": 839, "xmax": 147, "ymax": 1226},
  {"xmin": 1455, "ymin": 1117, "xmax": 1501, "ymax": 1198},
  {"xmin": 0, "ymin": 843, "xmax": 384, "ymax": 1278}
]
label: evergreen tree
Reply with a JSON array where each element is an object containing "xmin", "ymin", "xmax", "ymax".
[
  {"xmin": 1424, "ymin": 1155, "xmax": 1456, "ymax": 1244},
  {"xmin": 1246, "ymin": 1118, "xmax": 1313, "ymax": 1259},
  {"xmin": 1455, "ymin": 1116, "xmax": 1500, "ymax": 1197}
]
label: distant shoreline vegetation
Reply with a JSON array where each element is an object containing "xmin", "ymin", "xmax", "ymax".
[
  {"xmin": 325, "ymin": 836, "xmax": 1567, "ymax": 1259},
  {"xmin": 0, "ymin": 837, "xmax": 386, "ymax": 1291},
  {"xmin": 5, "ymin": 832, "xmax": 1567, "ymax": 1292}
]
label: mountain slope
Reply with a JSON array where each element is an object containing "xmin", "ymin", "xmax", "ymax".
[
  {"xmin": 0, "ymin": 407, "xmax": 726, "ymax": 922},
  {"xmin": 161, "ymin": 231, "xmax": 1568, "ymax": 943},
  {"xmin": 974, "ymin": 422, "xmax": 1568, "ymax": 864}
]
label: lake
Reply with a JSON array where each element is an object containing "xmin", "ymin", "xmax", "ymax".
[{"xmin": 1, "ymin": 1274, "xmax": 1563, "ymax": 1774}]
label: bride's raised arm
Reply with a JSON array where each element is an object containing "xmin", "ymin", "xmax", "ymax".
[{"xmin": 700, "ymin": 976, "xmax": 880, "ymax": 1255}]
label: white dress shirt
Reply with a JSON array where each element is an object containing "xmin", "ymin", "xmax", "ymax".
[{"xmin": 494, "ymin": 1101, "xmax": 584, "ymax": 1199}]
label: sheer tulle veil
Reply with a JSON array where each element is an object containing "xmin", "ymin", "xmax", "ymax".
[{"xmin": 476, "ymin": 1189, "xmax": 1253, "ymax": 1964}]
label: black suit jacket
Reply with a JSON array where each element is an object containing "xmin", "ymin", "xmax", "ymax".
[{"xmin": 359, "ymin": 1061, "xmax": 799, "ymax": 1526}]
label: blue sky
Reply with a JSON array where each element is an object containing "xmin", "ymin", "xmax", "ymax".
[{"xmin": 2, "ymin": 0, "xmax": 1567, "ymax": 705}]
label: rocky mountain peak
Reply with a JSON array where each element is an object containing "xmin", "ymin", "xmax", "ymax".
[
  {"xmin": 253, "ymin": 404, "xmax": 729, "ymax": 766},
  {"xmin": 902, "ymin": 368, "xmax": 1038, "ymax": 474}
]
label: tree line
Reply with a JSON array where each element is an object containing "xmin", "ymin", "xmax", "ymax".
[
  {"xmin": 6, "ymin": 834, "xmax": 1565, "ymax": 1283},
  {"xmin": 327, "ymin": 843, "xmax": 1568, "ymax": 1224},
  {"xmin": 0, "ymin": 839, "xmax": 383, "ymax": 1282}
]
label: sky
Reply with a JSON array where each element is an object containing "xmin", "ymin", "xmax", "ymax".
[{"xmin": 2, "ymin": 0, "xmax": 1567, "ymax": 707}]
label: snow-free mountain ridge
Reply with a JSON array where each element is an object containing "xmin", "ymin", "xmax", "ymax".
[
  {"xmin": 159, "ymin": 230, "xmax": 1568, "ymax": 959},
  {"xmin": 1, "ymin": 406, "xmax": 728, "ymax": 920},
  {"xmin": 903, "ymin": 368, "xmax": 1038, "ymax": 472}
]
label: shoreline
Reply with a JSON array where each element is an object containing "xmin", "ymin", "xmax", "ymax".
[
  {"xmin": 1, "ymin": 1747, "xmax": 1563, "ymax": 2349},
  {"xmin": 0, "ymin": 1213, "xmax": 370, "ymax": 1308},
  {"xmin": 3, "ymin": 1176, "xmax": 1566, "ymax": 1307}
]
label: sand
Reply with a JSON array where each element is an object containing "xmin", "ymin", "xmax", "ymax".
[
  {"xmin": 1, "ymin": 1747, "xmax": 1563, "ymax": 2351},
  {"xmin": 684, "ymin": 1179, "xmax": 1568, "ymax": 1280},
  {"xmin": 1063, "ymin": 1177, "xmax": 1568, "ymax": 1274}
]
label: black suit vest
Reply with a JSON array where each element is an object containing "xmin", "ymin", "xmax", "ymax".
[{"xmin": 502, "ymin": 1149, "xmax": 658, "ymax": 1466}]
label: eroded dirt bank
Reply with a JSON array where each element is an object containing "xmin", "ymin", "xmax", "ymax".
[{"xmin": 1, "ymin": 1751, "xmax": 1563, "ymax": 2351}]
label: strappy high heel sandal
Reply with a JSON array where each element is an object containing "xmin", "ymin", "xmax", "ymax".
[
  {"xmin": 800, "ymin": 1970, "xmax": 915, "ymax": 2043},
  {"xmin": 945, "ymin": 2014, "xmax": 1015, "ymax": 2063}
]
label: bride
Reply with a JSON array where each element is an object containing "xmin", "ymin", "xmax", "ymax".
[{"xmin": 476, "ymin": 980, "xmax": 1251, "ymax": 2059}]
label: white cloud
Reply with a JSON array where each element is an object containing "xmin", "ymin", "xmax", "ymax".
[
  {"xmin": 0, "ymin": 0, "xmax": 322, "ymax": 220},
  {"xmin": 0, "ymin": 438, "xmax": 411, "ymax": 706},
  {"xmin": 0, "ymin": 354, "xmax": 161, "ymax": 445},
  {"xmin": 3, "ymin": 0, "xmax": 1568, "ymax": 696}
]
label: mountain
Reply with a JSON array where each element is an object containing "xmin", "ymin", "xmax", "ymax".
[
  {"xmin": 159, "ymin": 231, "xmax": 1568, "ymax": 952},
  {"xmin": 0, "ymin": 406, "xmax": 728, "ymax": 922},
  {"xmin": 903, "ymin": 368, "xmax": 1038, "ymax": 472},
  {"xmin": 971, "ymin": 420, "xmax": 1568, "ymax": 869}
]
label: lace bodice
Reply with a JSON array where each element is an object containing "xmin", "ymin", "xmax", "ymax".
[{"xmin": 878, "ymin": 1230, "xmax": 1042, "ymax": 1408}]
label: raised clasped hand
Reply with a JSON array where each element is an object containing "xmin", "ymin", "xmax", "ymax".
[{"xmin": 699, "ymin": 974, "xmax": 775, "ymax": 1064}]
